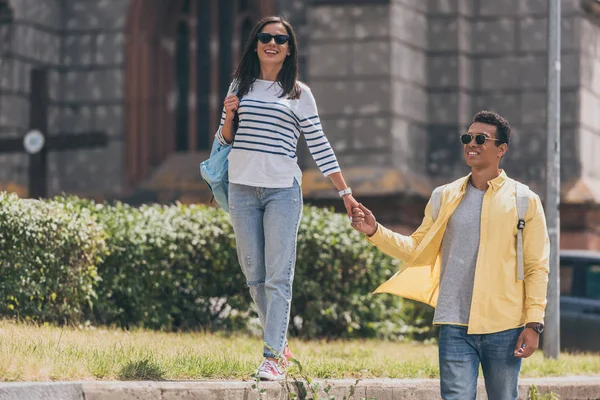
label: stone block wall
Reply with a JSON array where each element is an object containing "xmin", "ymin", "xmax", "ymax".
[
  {"xmin": 427, "ymin": 0, "xmax": 584, "ymax": 197},
  {"xmin": 305, "ymin": 0, "xmax": 430, "ymax": 198},
  {"xmin": 391, "ymin": 0, "xmax": 429, "ymax": 177},
  {"xmin": 51, "ymin": 0, "xmax": 130, "ymax": 198},
  {"xmin": 0, "ymin": 0, "xmax": 599, "ymax": 221},
  {"xmin": 579, "ymin": 9, "xmax": 600, "ymax": 199},
  {"xmin": 0, "ymin": 0, "xmax": 129, "ymax": 198},
  {"xmin": 427, "ymin": 0, "xmax": 474, "ymax": 183},
  {"xmin": 0, "ymin": 0, "xmax": 62, "ymax": 194}
]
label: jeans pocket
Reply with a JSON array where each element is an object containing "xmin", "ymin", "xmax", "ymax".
[{"xmin": 228, "ymin": 183, "xmax": 254, "ymax": 212}]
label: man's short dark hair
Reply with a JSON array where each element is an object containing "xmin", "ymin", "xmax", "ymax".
[{"xmin": 472, "ymin": 110, "xmax": 511, "ymax": 146}]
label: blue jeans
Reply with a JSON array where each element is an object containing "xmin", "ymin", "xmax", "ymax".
[
  {"xmin": 438, "ymin": 325, "xmax": 523, "ymax": 400},
  {"xmin": 229, "ymin": 181, "xmax": 303, "ymax": 358}
]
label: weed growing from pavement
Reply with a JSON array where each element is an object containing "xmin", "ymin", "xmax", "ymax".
[
  {"xmin": 528, "ymin": 385, "xmax": 560, "ymax": 400},
  {"xmin": 251, "ymin": 344, "xmax": 369, "ymax": 400}
]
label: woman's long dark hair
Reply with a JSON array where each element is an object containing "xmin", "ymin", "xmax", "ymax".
[{"xmin": 233, "ymin": 16, "xmax": 301, "ymax": 100}]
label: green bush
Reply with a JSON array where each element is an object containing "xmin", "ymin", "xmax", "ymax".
[
  {"xmin": 54, "ymin": 197, "xmax": 249, "ymax": 331},
  {"xmin": 2, "ymin": 193, "xmax": 435, "ymax": 341},
  {"xmin": 0, "ymin": 192, "xmax": 105, "ymax": 324},
  {"xmin": 95, "ymin": 202, "xmax": 250, "ymax": 331},
  {"xmin": 292, "ymin": 206, "xmax": 434, "ymax": 340}
]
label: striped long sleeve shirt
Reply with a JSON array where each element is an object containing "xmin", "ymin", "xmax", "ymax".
[{"xmin": 215, "ymin": 79, "xmax": 341, "ymax": 188}]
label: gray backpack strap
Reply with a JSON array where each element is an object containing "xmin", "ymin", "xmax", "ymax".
[
  {"xmin": 430, "ymin": 185, "xmax": 446, "ymax": 222},
  {"xmin": 515, "ymin": 182, "xmax": 530, "ymax": 281}
]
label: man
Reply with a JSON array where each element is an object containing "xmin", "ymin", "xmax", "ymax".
[{"xmin": 351, "ymin": 111, "xmax": 550, "ymax": 400}]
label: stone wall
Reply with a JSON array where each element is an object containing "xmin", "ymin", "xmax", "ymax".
[
  {"xmin": 51, "ymin": 0, "xmax": 130, "ymax": 198},
  {"xmin": 302, "ymin": 0, "xmax": 600, "ymax": 250},
  {"xmin": 579, "ymin": 7, "xmax": 600, "ymax": 200},
  {"xmin": 0, "ymin": 0, "xmax": 129, "ymax": 198},
  {"xmin": 427, "ymin": 0, "xmax": 582, "ymax": 196},
  {"xmin": 0, "ymin": 0, "xmax": 599, "ymax": 232},
  {"xmin": 427, "ymin": 0, "xmax": 474, "ymax": 183},
  {"xmin": 306, "ymin": 3, "xmax": 392, "ymax": 168},
  {"xmin": 0, "ymin": 0, "xmax": 62, "ymax": 195},
  {"xmin": 391, "ymin": 0, "xmax": 429, "ymax": 178},
  {"xmin": 303, "ymin": 1, "xmax": 431, "ymax": 199},
  {"xmin": 303, "ymin": 0, "xmax": 589, "ymax": 200},
  {"xmin": 562, "ymin": 3, "xmax": 600, "ymax": 250}
]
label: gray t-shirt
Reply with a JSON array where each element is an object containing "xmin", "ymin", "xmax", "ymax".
[{"xmin": 433, "ymin": 183, "xmax": 485, "ymax": 326}]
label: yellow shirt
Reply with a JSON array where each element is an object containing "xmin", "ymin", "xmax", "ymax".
[{"xmin": 368, "ymin": 171, "xmax": 550, "ymax": 334}]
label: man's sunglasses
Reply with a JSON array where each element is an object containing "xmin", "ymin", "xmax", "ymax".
[
  {"xmin": 257, "ymin": 32, "xmax": 290, "ymax": 45},
  {"xmin": 460, "ymin": 133, "xmax": 501, "ymax": 145}
]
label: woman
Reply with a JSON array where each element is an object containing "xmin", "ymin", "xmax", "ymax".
[{"xmin": 214, "ymin": 16, "xmax": 358, "ymax": 381}]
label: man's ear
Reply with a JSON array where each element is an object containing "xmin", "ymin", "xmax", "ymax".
[{"xmin": 497, "ymin": 143, "xmax": 508, "ymax": 158}]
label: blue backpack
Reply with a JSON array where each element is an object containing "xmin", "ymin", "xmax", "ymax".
[
  {"xmin": 200, "ymin": 136, "xmax": 232, "ymax": 213},
  {"xmin": 200, "ymin": 87, "xmax": 239, "ymax": 213}
]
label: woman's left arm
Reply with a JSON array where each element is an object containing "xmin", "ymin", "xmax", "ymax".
[
  {"xmin": 328, "ymin": 171, "xmax": 359, "ymax": 218},
  {"xmin": 299, "ymin": 87, "xmax": 358, "ymax": 217}
]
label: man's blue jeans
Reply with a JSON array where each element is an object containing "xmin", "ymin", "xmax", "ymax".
[
  {"xmin": 229, "ymin": 181, "xmax": 302, "ymax": 358},
  {"xmin": 438, "ymin": 325, "xmax": 523, "ymax": 400}
]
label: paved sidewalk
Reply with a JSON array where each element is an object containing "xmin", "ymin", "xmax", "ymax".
[{"xmin": 0, "ymin": 376, "xmax": 598, "ymax": 400}]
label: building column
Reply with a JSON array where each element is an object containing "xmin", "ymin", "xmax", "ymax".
[{"xmin": 303, "ymin": 0, "xmax": 432, "ymax": 204}]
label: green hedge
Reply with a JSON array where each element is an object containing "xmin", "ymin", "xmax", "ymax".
[
  {"xmin": 85, "ymin": 201, "xmax": 248, "ymax": 332},
  {"xmin": 293, "ymin": 207, "xmax": 433, "ymax": 340},
  {"xmin": 0, "ymin": 192, "xmax": 435, "ymax": 341},
  {"xmin": 0, "ymin": 193, "xmax": 105, "ymax": 324}
]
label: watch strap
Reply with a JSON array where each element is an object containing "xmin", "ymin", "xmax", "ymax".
[
  {"xmin": 526, "ymin": 322, "xmax": 544, "ymax": 334},
  {"xmin": 339, "ymin": 187, "xmax": 352, "ymax": 197}
]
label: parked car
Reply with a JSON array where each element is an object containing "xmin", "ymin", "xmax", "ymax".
[{"xmin": 557, "ymin": 249, "xmax": 600, "ymax": 352}]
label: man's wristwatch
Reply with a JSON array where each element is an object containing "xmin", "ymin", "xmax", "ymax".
[
  {"xmin": 338, "ymin": 187, "xmax": 352, "ymax": 197},
  {"xmin": 526, "ymin": 322, "xmax": 544, "ymax": 334}
]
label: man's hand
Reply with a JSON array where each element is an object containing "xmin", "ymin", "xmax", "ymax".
[
  {"xmin": 351, "ymin": 203, "xmax": 378, "ymax": 236},
  {"xmin": 514, "ymin": 328, "xmax": 539, "ymax": 358},
  {"xmin": 224, "ymin": 94, "xmax": 240, "ymax": 122},
  {"xmin": 342, "ymin": 194, "xmax": 359, "ymax": 219}
]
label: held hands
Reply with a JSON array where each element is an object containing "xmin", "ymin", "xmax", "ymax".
[
  {"xmin": 342, "ymin": 194, "xmax": 359, "ymax": 219},
  {"xmin": 350, "ymin": 203, "xmax": 378, "ymax": 236},
  {"xmin": 514, "ymin": 328, "xmax": 539, "ymax": 358},
  {"xmin": 224, "ymin": 94, "xmax": 240, "ymax": 122}
]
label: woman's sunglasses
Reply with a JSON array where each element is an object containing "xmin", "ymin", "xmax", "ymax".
[
  {"xmin": 460, "ymin": 133, "xmax": 501, "ymax": 145},
  {"xmin": 257, "ymin": 32, "xmax": 290, "ymax": 45}
]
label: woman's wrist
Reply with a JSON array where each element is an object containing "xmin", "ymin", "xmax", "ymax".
[{"xmin": 338, "ymin": 187, "xmax": 352, "ymax": 197}]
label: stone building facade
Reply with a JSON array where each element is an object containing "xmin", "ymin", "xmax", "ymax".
[{"xmin": 0, "ymin": 0, "xmax": 599, "ymax": 249}]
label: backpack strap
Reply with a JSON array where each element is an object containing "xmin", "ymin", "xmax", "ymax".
[
  {"xmin": 515, "ymin": 181, "xmax": 530, "ymax": 281},
  {"xmin": 231, "ymin": 81, "xmax": 241, "ymax": 135},
  {"xmin": 430, "ymin": 185, "xmax": 446, "ymax": 222}
]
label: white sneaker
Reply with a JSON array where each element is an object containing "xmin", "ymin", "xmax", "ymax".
[{"xmin": 256, "ymin": 359, "xmax": 286, "ymax": 381}]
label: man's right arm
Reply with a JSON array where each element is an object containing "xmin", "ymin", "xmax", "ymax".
[{"xmin": 364, "ymin": 199, "xmax": 436, "ymax": 262}]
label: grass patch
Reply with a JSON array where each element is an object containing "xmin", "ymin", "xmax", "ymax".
[
  {"xmin": 0, "ymin": 321, "xmax": 597, "ymax": 381},
  {"xmin": 118, "ymin": 358, "xmax": 165, "ymax": 380}
]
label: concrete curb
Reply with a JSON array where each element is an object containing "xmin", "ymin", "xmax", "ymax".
[{"xmin": 0, "ymin": 377, "xmax": 598, "ymax": 400}]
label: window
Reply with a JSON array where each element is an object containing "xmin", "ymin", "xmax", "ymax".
[
  {"xmin": 175, "ymin": 19, "xmax": 190, "ymax": 152},
  {"xmin": 586, "ymin": 264, "xmax": 600, "ymax": 300},
  {"xmin": 240, "ymin": 17, "xmax": 253, "ymax": 54},
  {"xmin": 562, "ymin": 259, "xmax": 600, "ymax": 299},
  {"xmin": 0, "ymin": 0, "xmax": 13, "ymax": 47},
  {"xmin": 560, "ymin": 263, "xmax": 574, "ymax": 296},
  {"xmin": 0, "ymin": 1, "xmax": 13, "ymax": 23}
]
